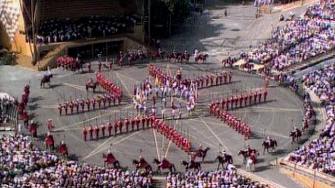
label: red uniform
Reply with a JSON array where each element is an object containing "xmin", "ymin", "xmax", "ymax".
[
  {"xmin": 125, "ymin": 118, "xmax": 129, "ymax": 132},
  {"xmin": 244, "ymin": 94, "xmax": 248, "ymax": 106},
  {"xmin": 239, "ymin": 95, "xmax": 243, "ymax": 107},
  {"xmin": 249, "ymin": 93, "xmax": 253, "ymax": 105},
  {"xmin": 89, "ymin": 126, "xmax": 94, "ymax": 140},
  {"xmin": 108, "ymin": 122, "xmax": 112, "ymax": 136},
  {"xmin": 114, "ymin": 121, "xmax": 118, "ymax": 135},
  {"xmin": 131, "ymin": 118, "xmax": 135, "ymax": 131},
  {"xmin": 136, "ymin": 117, "xmax": 140, "ymax": 130},
  {"xmin": 101, "ymin": 124, "xmax": 106, "ymax": 137},
  {"xmin": 82, "ymin": 127, "xmax": 87, "ymax": 141},
  {"xmin": 263, "ymin": 89, "xmax": 268, "ymax": 102},
  {"xmin": 95, "ymin": 126, "xmax": 100, "ymax": 139},
  {"xmin": 118, "ymin": 120, "xmax": 123, "ymax": 134},
  {"xmin": 58, "ymin": 104, "xmax": 63, "ymax": 116},
  {"xmin": 258, "ymin": 91, "xmax": 262, "ymax": 103}
]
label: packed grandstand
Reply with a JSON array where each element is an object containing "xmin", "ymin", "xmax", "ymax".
[{"xmin": 1, "ymin": 0, "xmax": 335, "ymax": 188}]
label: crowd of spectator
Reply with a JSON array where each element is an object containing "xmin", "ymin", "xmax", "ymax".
[
  {"xmin": 241, "ymin": 2, "xmax": 335, "ymax": 72},
  {"xmin": 30, "ymin": 15, "xmax": 141, "ymax": 44},
  {"xmin": 286, "ymin": 63, "xmax": 335, "ymax": 176},
  {"xmin": 0, "ymin": 134, "xmax": 152, "ymax": 187},
  {"xmin": 166, "ymin": 170, "xmax": 269, "ymax": 188}
]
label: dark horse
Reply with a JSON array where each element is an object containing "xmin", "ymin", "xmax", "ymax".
[
  {"xmin": 86, "ymin": 82, "xmax": 99, "ymax": 92},
  {"xmin": 262, "ymin": 139, "xmax": 277, "ymax": 154},
  {"xmin": 238, "ymin": 149, "xmax": 258, "ymax": 164},
  {"xmin": 103, "ymin": 153, "xmax": 120, "ymax": 168},
  {"xmin": 133, "ymin": 159, "xmax": 152, "ymax": 173},
  {"xmin": 215, "ymin": 154, "xmax": 233, "ymax": 170},
  {"xmin": 180, "ymin": 160, "xmax": 201, "ymax": 172},
  {"xmin": 153, "ymin": 158, "xmax": 176, "ymax": 173},
  {"xmin": 191, "ymin": 147, "xmax": 210, "ymax": 163},
  {"xmin": 40, "ymin": 74, "xmax": 53, "ymax": 88},
  {"xmin": 290, "ymin": 129, "xmax": 302, "ymax": 144},
  {"xmin": 195, "ymin": 54, "xmax": 208, "ymax": 63}
]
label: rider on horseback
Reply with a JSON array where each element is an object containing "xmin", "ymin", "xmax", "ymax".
[
  {"xmin": 220, "ymin": 149, "xmax": 227, "ymax": 158},
  {"xmin": 44, "ymin": 66, "xmax": 52, "ymax": 77},
  {"xmin": 158, "ymin": 156, "xmax": 169, "ymax": 169},
  {"xmin": 265, "ymin": 135, "xmax": 271, "ymax": 145},
  {"xmin": 86, "ymin": 78, "xmax": 93, "ymax": 85}
]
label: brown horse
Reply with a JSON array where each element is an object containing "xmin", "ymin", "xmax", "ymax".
[
  {"xmin": 178, "ymin": 54, "xmax": 190, "ymax": 63},
  {"xmin": 40, "ymin": 74, "xmax": 53, "ymax": 88},
  {"xmin": 238, "ymin": 149, "xmax": 258, "ymax": 164},
  {"xmin": 86, "ymin": 82, "xmax": 99, "ymax": 92},
  {"xmin": 195, "ymin": 54, "xmax": 208, "ymax": 63},
  {"xmin": 151, "ymin": 50, "xmax": 165, "ymax": 60},
  {"xmin": 58, "ymin": 142, "xmax": 68, "ymax": 160},
  {"xmin": 133, "ymin": 159, "xmax": 152, "ymax": 173},
  {"xmin": 103, "ymin": 153, "xmax": 120, "ymax": 168},
  {"xmin": 262, "ymin": 139, "xmax": 277, "ymax": 154},
  {"xmin": 45, "ymin": 134, "xmax": 54, "ymax": 151},
  {"xmin": 215, "ymin": 154, "xmax": 233, "ymax": 170},
  {"xmin": 153, "ymin": 158, "xmax": 176, "ymax": 173},
  {"xmin": 181, "ymin": 160, "xmax": 201, "ymax": 172},
  {"xmin": 167, "ymin": 52, "xmax": 179, "ymax": 62},
  {"xmin": 191, "ymin": 147, "xmax": 210, "ymax": 163},
  {"xmin": 290, "ymin": 129, "xmax": 302, "ymax": 144}
]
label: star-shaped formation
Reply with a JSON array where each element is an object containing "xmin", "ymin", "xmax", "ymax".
[{"xmin": 0, "ymin": 0, "xmax": 20, "ymax": 42}]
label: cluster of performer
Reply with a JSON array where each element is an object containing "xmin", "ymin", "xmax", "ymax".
[
  {"xmin": 209, "ymin": 89, "xmax": 268, "ymax": 111},
  {"xmin": 82, "ymin": 115, "xmax": 156, "ymax": 141},
  {"xmin": 95, "ymin": 72, "xmax": 122, "ymax": 101},
  {"xmin": 57, "ymin": 94, "xmax": 118, "ymax": 116},
  {"xmin": 56, "ymin": 55, "xmax": 82, "ymax": 71},
  {"xmin": 193, "ymin": 71, "xmax": 232, "ymax": 89},
  {"xmin": 220, "ymin": 110, "xmax": 251, "ymax": 139},
  {"xmin": 18, "ymin": 84, "xmax": 30, "ymax": 126},
  {"xmin": 208, "ymin": 89, "xmax": 269, "ymax": 139},
  {"xmin": 152, "ymin": 119, "xmax": 191, "ymax": 153},
  {"xmin": 147, "ymin": 64, "xmax": 198, "ymax": 110}
]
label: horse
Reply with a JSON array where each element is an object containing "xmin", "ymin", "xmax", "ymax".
[
  {"xmin": 180, "ymin": 160, "xmax": 201, "ymax": 172},
  {"xmin": 45, "ymin": 135, "xmax": 54, "ymax": 152},
  {"xmin": 195, "ymin": 54, "xmax": 208, "ymax": 63},
  {"xmin": 40, "ymin": 74, "xmax": 53, "ymax": 88},
  {"xmin": 191, "ymin": 147, "xmax": 210, "ymax": 163},
  {"xmin": 215, "ymin": 154, "xmax": 233, "ymax": 170},
  {"xmin": 153, "ymin": 158, "xmax": 176, "ymax": 173},
  {"xmin": 58, "ymin": 142, "xmax": 68, "ymax": 160},
  {"xmin": 290, "ymin": 129, "xmax": 302, "ymax": 144},
  {"xmin": 151, "ymin": 50, "xmax": 165, "ymax": 60},
  {"xmin": 262, "ymin": 139, "xmax": 277, "ymax": 154},
  {"xmin": 133, "ymin": 159, "xmax": 152, "ymax": 173},
  {"xmin": 238, "ymin": 149, "xmax": 258, "ymax": 164},
  {"xmin": 178, "ymin": 54, "xmax": 190, "ymax": 63},
  {"xmin": 86, "ymin": 82, "xmax": 99, "ymax": 92},
  {"xmin": 167, "ymin": 52, "xmax": 179, "ymax": 62},
  {"xmin": 103, "ymin": 153, "xmax": 120, "ymax": 168}
]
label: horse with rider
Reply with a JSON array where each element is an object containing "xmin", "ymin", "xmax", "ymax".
[
  {"xmin": 153, "ymin": 157, "xmax": 176, "ymax": 173},
  {"xmin": 40, "ymin": 67, "xmax": 53, "ymax": 88},
  {"xmin": 103, "ymin": 150, "xmax": 120, "ymax": 168},
  {"xmin": 261, "ymin": 136, "xmax": 277, "ymax": 154}
]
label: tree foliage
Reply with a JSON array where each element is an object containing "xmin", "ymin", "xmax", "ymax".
[{"xmin": 149, "ymin": 0, "xmax": 191, "ymax": 37}]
